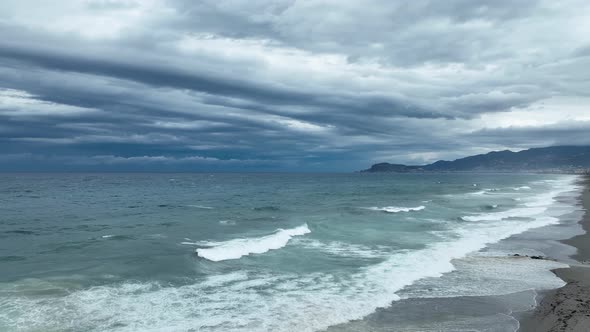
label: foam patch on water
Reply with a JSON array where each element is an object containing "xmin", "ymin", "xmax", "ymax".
[
  {"xmin": 470, "ymin": 187, "xmax": 510, "ymax": 196},
  {"xmin": 196, "ymin": 224, "xmax": 311, "ymax": 261},
  {"xmin": 296, "ymin": 239, "xmax": 389, "ymax": 259},
  {"xmin": 462, "ymin": 207, "xmax": 547, "ymax": 222},
  {"xmin": 462, "ymin": 177, "xmax": 576, "ymax": 222},
  {"xmin": 366, "ymin": 206, "xmax": 425, "ymax": 213},
  {"xmin": 400, "ymin": 254, "xmax": 567, "ymax": 299}
]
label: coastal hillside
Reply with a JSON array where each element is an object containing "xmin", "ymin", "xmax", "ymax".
[{"xmin": 362, "ymin": 146, "xmax": 590, "ymax": 173}]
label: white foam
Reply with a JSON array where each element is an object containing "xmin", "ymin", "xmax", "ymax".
[
  {"xmin": 187, "ymin": 204, "xmax": 214, "ymax": 209},
  {"xmin": 462, "ymin": 207, "xmax": 546, "ymax": 222},
  {"xmin": 219, "ymin": 220, "xmax": 236, "ymax": 225},
  {"xmin": 180, "ymin": 241, "xmax": 199, "ymax": 246},
  {"xmin": 471, "ymin": 188, "xmax": 504, "ymax": 195},
  {"xmin": 366, "ymin": 206, "xmax": 425, "ymax": 213},
  {"xmin": 463, "ymin": 177, "xmax": 577, "ymax": 222},
  {"xmin": 470, "ymin": 190, "xmax": 487, "ymax": 195},
  {"xmin": 514, "ymin": 186, "xmax": 531, "ymax": 190},
  {"xmin": 296, "ymin": 239, "xmax": 388, "ymax": 258},
  {"xmin": 401, "ymin": 254, "xmax": 567, "ymax": 299},
  {"xmin": 196, "ymin": 224, "xmax": 311, "ymax": 261}
]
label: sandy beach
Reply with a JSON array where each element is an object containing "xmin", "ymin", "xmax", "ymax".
[{"xmin": 519, "ymin": 175, "xmax": 590, "ymax": 331}]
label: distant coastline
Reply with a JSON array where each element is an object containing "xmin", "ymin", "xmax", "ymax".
[{"xmin": 360, "ymin": 146, "xmax": 590, "ymax": 174}]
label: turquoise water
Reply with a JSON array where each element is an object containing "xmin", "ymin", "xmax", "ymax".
[{"xmin": 0, "ymin": 173, "xmax": 582, "ymax": 331}]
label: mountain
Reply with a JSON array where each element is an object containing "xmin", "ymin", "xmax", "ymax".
[{"xmin": 361, "ymin": 146, "xmax": 590, "ymax": 173}]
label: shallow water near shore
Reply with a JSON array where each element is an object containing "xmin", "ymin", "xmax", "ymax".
[{"xmin": 0, "ymin": 173, "xmax": 584, "ymax": 331}]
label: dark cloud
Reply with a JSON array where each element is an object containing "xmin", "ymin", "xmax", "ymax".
[{"xmin": 0, "ymin": 0, "xmax": 588, "ymax": 171}]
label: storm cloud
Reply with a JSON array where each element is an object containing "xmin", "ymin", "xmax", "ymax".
[{"xmin": 1, "ymin": 0, "xmax": 589, "ymax": 171}]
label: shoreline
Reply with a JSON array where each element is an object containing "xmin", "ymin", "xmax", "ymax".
[{"xmin": 518, "ymin": 175, "xmax": 590, "ymax": 331}]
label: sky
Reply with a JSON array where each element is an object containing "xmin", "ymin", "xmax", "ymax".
[{"xmin": 1, "ymin": 0, "xmax": 590, "ymax": 172}]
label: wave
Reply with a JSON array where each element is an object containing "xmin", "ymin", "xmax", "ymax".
[
  {"xmin": 187, "ymin": 205, "xmax": 214, "ymax": 209},
  {"xmin": 462, "ymin": 207, "xmax": 546, "ymax": 222},
  {"xmin": 196, "ymin": 224, "xmax": 311, "ymax": 261},
  {"xmin": 513, "ymin": 186, "xmax": 531, "ymax": 190},
  {"xmin": 471, "ymin": 188, "xmax": 500, "ymax": 195},
  {"xmin": 180, "ymin": 241, "xmax": 200, "ymax": 246},
  {"xmin": 367, "ymin": 206, "xmax": 425, "ymax": 213},
  {"xmin": 400, "ymin": 253, "xmax": 567, "ymax": 300},
  {"xmin": 100, "ymin": 234, "xmax": 134, "ymax": 240},
  {"xmin": 463, "ymin": 177, "xmax": 576, "ymax": 222},
  {"xmin": 296, "ymin": 239, "xmax": 388, "ymax": 259},
  {"xmin": 219, "ymin": 220, "xmax": 236, "ymax": 225}
]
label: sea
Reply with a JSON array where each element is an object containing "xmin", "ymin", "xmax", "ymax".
[{"xmin": 0, "ymin": 173, "xmax": 585, "ymax": 332}]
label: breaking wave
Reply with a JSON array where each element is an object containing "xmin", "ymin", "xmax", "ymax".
[
  {"xmin": 366, "ymin": 206, "xmax": 425, "ymax": 213},
  {"xmin": 196, "ymin": 224, "xmax": 311, "ymax": 261}
]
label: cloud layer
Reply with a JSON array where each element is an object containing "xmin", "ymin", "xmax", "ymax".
[{"xmin": 1, "ymin": 0, "xmax": 589, "ymax": 171}]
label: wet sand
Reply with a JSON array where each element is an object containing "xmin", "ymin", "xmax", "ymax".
[{"xmin": 519, "ymin": 175, "xmax": 590, "ymax": 331}]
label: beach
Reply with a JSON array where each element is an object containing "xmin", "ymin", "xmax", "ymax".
[{"xmin": 519, "ymin": 175, "xmax": 590, "ymax": 331}]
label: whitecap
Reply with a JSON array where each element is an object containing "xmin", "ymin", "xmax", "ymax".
[
  {"xmin": 180, "ymin": 241, "xmax": 200, "ymax": 246},
  {"xmin": 196, "ymin": 224, "xmax": 311, "ymax": 261},
  {"xmin": 366, "ymin": 206, "xmax": 425, "ymax": 213},
  {"xmin": 470, "ymin": 190, "xmax": 487, "ymax": 195},
  {"xmin": 219, "ymin": 220, "xmax": 236, "ymax": 225},
  {"xmin": 513, "ymin": 186, "xmax": 531, "ymax": 190},
  {"xmin": 187, "ymin": 205, "xmax": 214, "ymax": 209}
]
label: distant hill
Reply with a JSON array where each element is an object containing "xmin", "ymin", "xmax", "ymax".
[{"xmin": 361, "ymin": 146, "xmax": 590, "ymax": 173}]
